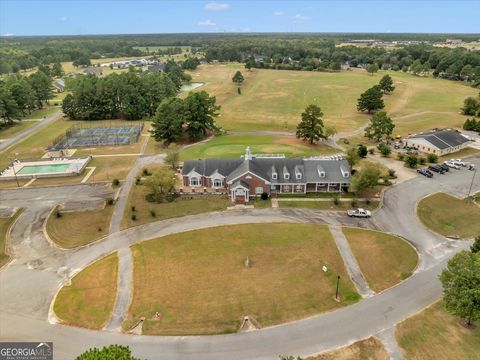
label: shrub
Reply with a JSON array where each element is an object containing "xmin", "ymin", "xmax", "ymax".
[
  {"xmin": 55, "ymin": 210, "xmax": 62, "ymax": 218},
  {"xmin": 388, "ymin": 169, "xmax": 396, "ymax": 178},
  {"xmin": 145, "ymin": 193, "xmax": 164, "ymax": 203},
  {"xmin": 112, "ymin": 178, "xmax": 120, "ymax": 186},
  {"xmin": 427, "ymin": 153, "xmax": 438, "ymax": 163},
  {"xmin": 135, "ymin": 177, "xmax": 141, "ymax": 185},
  {"xmin": 237, "ymin": 87, "xmax": 241, "ymax": 95},
  {"xmin": 333, "ymin": 194, "xmax": 340, "ymax": 205},
  {"xmin": 368, "ymin": 148, "xmax": 375, "ymax": 155},
  {"xmin": 383, "ymin": 178, "xmax": 392, "ymax": 186},
  {"xmin": 357, "ymin": 144, "xmax": 368, "ymax": 158},
  {"xmin": 405, "ymin": 155, "xmax": 418, "ymax": 168},
  {"xmin": 166, "ymin": 193, "xmax": 176, "ymax": 202},
  {"xmin": 365, "ymin": 198, "xmax": 371, "ymax": 205},
  {"xmin": 131, "ymin": 206, "xmax": 136, "ymax": 212},
  {"xmin": 98, "ymin": 227, "xmax": 102, "ymax": 232},
  {"xmin": 142, "ymin": 168, "xmax": 150, "ymax": 176},
  {"xmin": 261, "ymin": 192, "xmax": 269, "ymax": 200},
  {"xmin": 131, "ymin": 214, "xmax": 137, "ymax": 221},
  {"xmin": 377, "ymin": 143, "xmax": 391, "ymax": 157},
  {"xmin": 106, "ymin": 197, "xmax": 114, "ymax": 205},
  {"xmin": 419, "ymin": 157, "xmax": 426, "ymax": 165},
  {"xmin": 397, "ymin": 153, "xmax": 405, "ymax": 161},
  {"xmin": 150, "ymin": 209, "xmax": 156, "ymax": 217},
  {"xmin": 351, "ymin": 198, "xmax": 358, "ymax": 207}
]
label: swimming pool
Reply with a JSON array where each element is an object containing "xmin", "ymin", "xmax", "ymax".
[{"xmin": 17, "ymin": 163, "xmax": 71, "ymax": 175}]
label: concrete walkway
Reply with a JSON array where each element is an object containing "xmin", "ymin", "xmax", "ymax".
[
  {"xmin": 328, "ymin": 225, "xmax": 375, "ymax": 298},
  {"xmin": 377, "ymin": 327, "xmax": 406, "ymax": 360}
]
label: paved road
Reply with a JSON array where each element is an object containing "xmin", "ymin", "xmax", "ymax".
[
  {"xmin": 0, "ymin": 157, "xmax": 478, "ymax": 359},
  {"xmin": 0, "ymin": 108, "xmax": 63, "ymax": 153}
]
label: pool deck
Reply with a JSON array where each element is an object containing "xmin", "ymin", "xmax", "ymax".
[{"xmin": 0, "ymin": 156, "xmax": 92, "ymax": 180}]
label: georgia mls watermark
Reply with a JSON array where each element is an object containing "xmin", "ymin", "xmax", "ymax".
[{"xmin": 0, "ymin": 342, "xmax": 53, "ymax": 360}]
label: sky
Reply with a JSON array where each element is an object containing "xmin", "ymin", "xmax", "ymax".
[{"xmin": 1, "ymin": 0, "xmax": 479, "ymax": 36}]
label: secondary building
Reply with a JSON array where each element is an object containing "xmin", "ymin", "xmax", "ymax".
[
  {"xmin": 405, "ymin": 129, "xmax": 470, "ymax": 156},
  {"xmin": 182, "ymin": 147, "xmax": 351, "ymax": 203}
]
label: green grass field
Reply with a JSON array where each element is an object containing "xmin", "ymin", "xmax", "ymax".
[
  {"xmin": 180, "ymin": 134, "xmax": 338, "ymax": 160},
  {"xmin": 53, "ymin": 253, "xmax": 118, "ymax": 329},
  {"xmin": 396, "ymin": 301, "xmax": 480, "ymax": 360},
  {"xmin": 278, "ymin": 200, "xmax": 380, "ymax": 211},
  {"xmin": 0, "ymin": 121, "xmax": 37, "ymax": 140},
  {"xmin": 191, "ymin": 65, "xmax": 477, "ymax": 135},
  {"xmin": 0, "ymin": 210, "xmax": 21, "ymax": 268},
  {"xmin": 124, "ymin": 223, "xmax": 359, "ymax": 335},
  {"xmin": 417, "ymin": 193, "xmax": 480, "ymax": 239},
  {"xmin": 342, "ymin": 228, "xmax": 418, "ymax": 292}
]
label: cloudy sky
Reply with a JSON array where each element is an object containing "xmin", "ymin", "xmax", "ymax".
[{"xmin": 1, "ymin": 0, "xmax": 479, "ymax": 36}]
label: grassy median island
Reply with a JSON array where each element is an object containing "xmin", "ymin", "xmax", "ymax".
[
  {"xmin": 278, "ymin": 200, "xmax": 380, "ymax": 211},
  {"xmin": 342, "ymin": 228, "xmax": 418, "ymax": 292},
  {"xmin": 417, "ymin": 193, "xmax": 480, "ymax": 239},
  {"xmin": 54, "ymin": 253, "xmax": 118, "ymax": 329},
  {"xmin": 124, "ymin": 223, "xmax": 360, "ymax": 335},
  {"xmin": 307, "ymin": 337, "xmax": 389, "ymax": 360},
  {"xmin": 46, "ymin": 203, "xmax": 114, "ymax": 248},
  {"xmin": 396, "ymin": 301, "xmax": 480, "ymax": 360},
  {"xmin": 0, "ymin": 210, "xmax": 22, "ymax": 268}
]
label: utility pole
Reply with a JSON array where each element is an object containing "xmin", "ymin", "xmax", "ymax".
[
  {"xmin": 467, "ymin": 166, "xmax": 477, "ymax": 201},
  {"xmin": 335, "ymin": 275, "xmax": 341, "ymax": 300}
]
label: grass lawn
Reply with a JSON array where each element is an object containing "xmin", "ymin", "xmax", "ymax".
[
  {"xmin": 21, "ymin": 106, "xmax": 59, "ymax": 120},
  {"xmin": 46, "ymin": 203, "xmax": 113, "ymax": 248},
  {"xmin": 53, "ymin": 253, "xmax": 118, "ymax": 329},
  {"xmin": 307, "ymin": 337, "xmax": 389, "ymax": 360},
  {"xmin": 190, "ymin": 65, "xmax": 477, "ymax": 134},
  {"xmin": 396, "ymin": 301, "xmax": 480, "ymax": 360},
  {"xmin": 417, "ymin": 193, "xmax": 480, "ymax": 239},
  {"xmin": 278, "ymin": 200, "xmax": 380, "ymax": 211},
  {"xmin": 0, "ymin": 121, "xmax": 37, "ymax": 140},
  {"xmin": 180, "ymin": 134, "xmax": 338, "ymax": 160},
  {"xmin": 0, "ymin": 209, "xmax": 21, "ymax": 268},
  {"xmin": 122, "ymin": 179, "xmax": 231, "ymax": 229},
  {"xmin": 342, "ymin": 228, "xmax": 418, "ymax": 292},
  {"xmin": 251, "ymin": 198, "xmax": 272, "ymax": 208},
  {"xmin": 124, "ymin": 223, "xmax": 359, "ymax": 335}
]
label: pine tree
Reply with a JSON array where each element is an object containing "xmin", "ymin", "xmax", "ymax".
[
  {"xmin": 357, "ymin": 85, "xmax": 385, "ymax": 113},
  {"xmin": 378, "ymin": 74, "xmax": 395, "ymax": 94},
  {"xmin": 296, "ymin": 104, "xmax": 325, "ymax": 144}
]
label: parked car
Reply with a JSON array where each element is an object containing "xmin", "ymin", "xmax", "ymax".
[
  {"xmin": 444, "ymin": 161, "xmax": 460, "ymax": 170},
  {"xmin": 468, "ymin": 164, "xmax": 476, "ymax": 171},
  {"xmin": 347, "ymin": 208, "xmax": 372, "ymax": 218},
  {"xmin": 452, "ymin": 159, "xmax": 466, "ymax": 167},
  {"xmin": 417, "ymin": 168, "xmax": 433, "ymax": 178},
  {"xmin": 428, "ymin": 165, "xmax": 445, "ymax": 174},
  {"xmin": 438, "ymin": 163, "xmax": 450, "ymax": 172}
]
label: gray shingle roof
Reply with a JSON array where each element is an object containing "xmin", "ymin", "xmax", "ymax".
[
  {"xmin": 183, "ymin": 157, "xmax": 351, "ymax": 184},
  {"xmin": 409, "ymin": 130, "xmax": 469, "ymax": 150}
]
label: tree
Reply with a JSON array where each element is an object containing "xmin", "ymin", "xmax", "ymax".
[
  {"xmin": 404, "ymin": 155, "xmax": 418, "ymax": 168},
  {"xmin": 356, "ymin": 144, "xmax": 368, "ymax": 158},
  {"xmin": 165, "ymin": 143, "xmax": 181, "ymax": 170},
  {"xmin": 365, "ymin": 111, "xmax": 395, "ymax": 142},
  {"xmin": 232, "ymin": 70, "xmax": 244, "ymax": 85},
  {"xmin": 439, "ymin": 251, "xmax": 480, "ymax": 327},
  {"xmin": 377, "ymin": 143, "xmax": 391, "ymax": 157},
  {"xmin": 471, "ymin": 235, "xmax": 480, "ymax": 253},
  {"xmin": 151, "ymin": 97, "xmax": 184, "ymax": 144},
  {"xmin": 0, "ymin": 85, "xmax": 20, "ymax": 125},
  {"xmin": 346, "ymin": 146, "xmax": 360, "ymax": 168},
  {"xmin": 324, "ymin": 125, "xmax": 337, "ymax": 140},
  {"xmin": 349, "ymin": 162, "xmax": 380, "ymax": 194},
  {"xmin": 76, "ymin": 344, "xmax": 139, "ymax": 360},
  {"xmin": 357, "ymin": 85, "xmax": 385, "ymax": 114},
  {"xmin": 427, "ymin": 153, "xmax": 438, "ymax": 163},
  {"xmin": 28, "ymin": 71, "xmax": 53, "ymax": 107},
  {"xmin": 462, "ymin": 96, "xmax": 480, "ymax": 116},
  {"xmin": 51, "ymin": 62, "xmax": 64, "ymax": 77},
  {"xmin": 144, "ymin": 167, "xmax": 177, "ymax": 202},
  {"xmin": 378, "ymin": 74, "xmax": 395, "ymax": 94},
  {"xmin": 463, "ymin": 118, "xmax": 480, "ymax": 132},
  {"xmin": 366, "ymin": 63, "xmax": 379, "ymax": 75},
  {"xmin": 410, "ymin": 59, "xmax": 424, "ymax": 75},
  {"xmin": 183, "ymin": 91, "xmax": 220, "ymax": 141},
  {"xmin": 296, "ymin": 104, "xmax": 325, "ymax": 144},
  {"xmin": 6, "ymin": 77, "xmax": 36, "ymax": 116}
]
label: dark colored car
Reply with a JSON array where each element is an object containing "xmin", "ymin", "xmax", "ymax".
[
  {"xmin": 429, "ymin": 165, "xmax": 445, "ymax": 174},
  {"xmin": 417, "ymin": 168, "xmax": 433, "ymax": 178},
  {"xmin": 438, "ymin": 163, "xmax": 450, "ymax": 172}
]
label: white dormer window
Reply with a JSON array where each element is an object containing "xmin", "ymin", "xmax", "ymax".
[
  {"xmin": 284, "ymin": 173, "xmax": 290, "ymax": 180},
  {"xmin": 317, "ymin": 165, "xmax": 326, "ymax": 178},
  {"xmin": 340, "ymin": 165, "xmax": 350, "ymax": 178},
  {"xmin": 272, "ymin": 173, "xmax": 278, "ymax": 180},
  {"xmin": 190, "ymin": 177, "xmax": 200, "ymax": 186},
  {"xmin": 296, "ymin": 173, "xmax": 302, "ymax": 180},
  {"xmin": 213, "ymin": 179, "xmax": 222, "ymax": 187}
]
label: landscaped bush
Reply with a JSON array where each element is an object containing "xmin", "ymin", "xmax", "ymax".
[
  {"xmin": 405, "ymin": 155, "xmax": 418, "ymax": 168},
  {"xmin": 106, "ymin": 197, "xmax": 114, "ymax": 205},
  {"xmin": 131, "ymin": 206, "xmax": 136, "ymax": 212},
  {"xmin": 166, "ymin": 193, "xmax": 176, "ymax": 203},
  {"xmin": 427, "ymin": 153, "xmax": 438, "ymax": 163},
  {"xmin": 368, "ymin": 148, "xmax": 375, "ymax": 155},
  {"xmin": 419, "ymin": 157, "xmax": 426, "ymax": 165},
  {"xmin": 56, "ymin": 210, "xmax": 62, "ymax": 218},
  {"xmin": 142, "ymin": 168, "xmax": 151, "ymax": 176},
  {"xmin": 135, "ymin": 177, "xmax": 141, "ymax": 185},
  {"xmin": 112, "ymin": 178, "xmax": 120, "ymax": 186},
  {"xmin": 333, "ymin": 194, "xmax": 340, "ymax": 205},
  {"xmin": 145, "ymin": 193, "xmax": 164, "ymax": 203},
  {"xmin": 261, "ymin": 192, "xmax": 269, "ymax": 200},
  {"xmin": 150, "ymin": 209, "xmax": 156, "ymax": 217},
  {"xmin": 377, "ymin": 143, "xmax": 391, "ymax": 157},
  {"xmin": 357, "ymin": 144, "xmax": 368, "ymax": 158},
  {"xmin": 397, "ymin": 153, "xmax": 405, "ymax": 161},
  {"xmin": 388, "ymin": 169, "xmax": 396, "ymax": 178},
  {"xmin": 131, "ymin": 214, "xmax": 137, "ymax": 221}
]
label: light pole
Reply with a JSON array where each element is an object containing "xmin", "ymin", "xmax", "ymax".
[
  {"xmin": 10, "ymin": 154, "xmax": 20, "ymax": 188},
  {"xmin": 467, "ymin": 166, "xmax": 477, "ymax": 200},
  {"xmin": 335, "ymin": 275, "xmax": 341, "ymax": 300}
]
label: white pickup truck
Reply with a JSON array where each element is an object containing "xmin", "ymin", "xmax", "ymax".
[{"xmin": 347, "ymin": 208, "xmax": 372, "ymax": 218}]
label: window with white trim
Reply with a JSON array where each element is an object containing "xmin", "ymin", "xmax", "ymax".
[
  {"xmin": 272, "ymin": 173, "xmax": 278, "ymax": 180},
  {"xmin": 284, "ymin": 173, "xmax": 290, "ymax": 180},
  {"xmin": 190, "ymin": 177, "xmax": 200, "ymax": 186},
  {"xmin": 296, "ymin": 173, "xmax": 302, "ymax": 180},
  {"xmin": 213, "ymin": 179, "xmax": 222, "ymax": 187},
  {"xmin": 255, "ymin": 187, "xmax": 263, "ymax": 194}
]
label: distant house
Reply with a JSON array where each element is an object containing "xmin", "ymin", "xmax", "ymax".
[
  {"xmin": 254, "ymin": 55, "xmax": 269, "ymax": 63},
  {"xmin": 52, "ymin": 78, "xmax": 65, "ymax": 93},
  {"xmin": 405, "ymin": 129, "xmax": 471, "ymax": 155},
  {"xmin": 83, "ymin": 67, "xmax": 102, "ymax": 77},
  {"xmin": 144, "ymin": 63, "xmax": 165, "ymax": 73},
  {"xmin": 340, "ymin": 62, "xmax": 350, "ymax": 71},
  {"xmin": 182, "ymin": 147, "xmax": 351, "ymax": 203}
]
